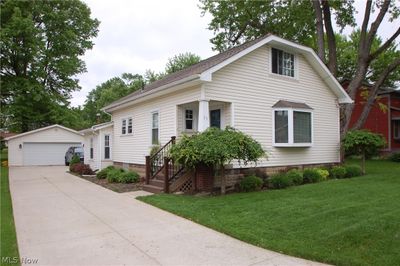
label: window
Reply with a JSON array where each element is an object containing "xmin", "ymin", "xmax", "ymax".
[
  {"xmin": 121, "ymin": 119, "xmax": 126, "ymax": 134},
  {"xmin": 152, "ymin": 112, "xmax": 159, "ymax": 144},
  {"xmin": 127, "ymin": 118, "xmax": 133, "ymax": 134},
  {"xmin": 394, "ymin": 120, "xmax": 400, "ymax": 140},
  {"xmin": 104, "ymin": 135, "xmax": 110, "ymax": 159},
  {"xmin": 185, "ymin": 109, "xmax": 193, "ymax": 130},
  {"xmin": 90, "ymin": 138, "xmax": 94, "ymax": 159},
  {"xmin": 272, "ymin": 48, "xmax": 295, "ymax": 77},
  {"xmin": 273, "ymin": 109, "xmax": 312, "ymax": 146},
  {"xmin": 121, "ymin": 118, "xmax": 132, "ymax": 135}
]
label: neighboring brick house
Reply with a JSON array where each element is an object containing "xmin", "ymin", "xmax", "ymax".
[{"xmin": 343, "ymin": 80, "xmax": 400, "ymax": 153}]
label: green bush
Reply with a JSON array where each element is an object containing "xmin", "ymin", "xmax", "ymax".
[
  {"xmin": 239, "ymin": 175, "xmax": 263, "ymax": 192},
  {"xmin": 106, "ymin": 168, "xmax": 125, "ymax": 183},
  {"xmin": 303, "ymin": 168, "xmax": 323, "ymax": 183},
  {"xmin": 345, "ymin": 165, "xmax": 362, "ymax": 178},
  {"xmin": 119, "ymin": 171, "xmax": 140, "ymax": 183},
  {"xmin": 389, "ymin": 152, "xmax": 400, "ymax": 162},
  {"xmin": 316, "ymin": 168, "xmax": 330, "ymax": 180},
  {"xmin": 69, "ymin": 155, "xmax": 81, "ymax": 171},
  {"xmin": 96, "ymin": 166, "xmax": 115, "ymax": 179},
  {"xmin": 330, "ymin": 166, "xmax": 347, "ymax": 179},
  {"xmin": 269, "ymin": 173, "xmax": 293, "ymax": 189},
  {"xmin": 286, "ymin": 169, "xmax": 303, "ymax": 185}
]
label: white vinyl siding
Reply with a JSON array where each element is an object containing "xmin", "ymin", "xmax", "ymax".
[
  {"xmin": 111, "ymin": 86, "xmax": 201, "ymax": 165},
  {"xmin": 204, "ymin": 44, "xmax": 340, "ymax": 167}
]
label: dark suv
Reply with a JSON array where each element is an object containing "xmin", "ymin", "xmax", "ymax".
[{"xmin": 65, "ymin": 146, "xmax": 84, "ymax": 166}]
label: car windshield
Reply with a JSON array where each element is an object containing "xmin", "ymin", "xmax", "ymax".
[{"xmin": 74, "ymin": 147, "xmax": 83, "ymax": 155}]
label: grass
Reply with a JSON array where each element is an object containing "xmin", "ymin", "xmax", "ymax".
[
  {"xmin": 1, "ymin": 164, "xmax": 20, "ymax": 265},
  {"xmin": 139, "ymin": 160, "xmax": 400, "ymax": 266}
]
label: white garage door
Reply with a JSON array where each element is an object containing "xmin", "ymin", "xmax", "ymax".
[{"xmin": 23, "ymin": 142, "xmax": 81, "ymax": 166}]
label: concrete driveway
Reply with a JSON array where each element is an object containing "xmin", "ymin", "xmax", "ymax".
[{"xmin": 9, "ymin": 166, "xmax": 326, "ymax": 266}]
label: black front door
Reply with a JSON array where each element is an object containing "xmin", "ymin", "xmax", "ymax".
[{"xmin": 210, "ymin": 109, "xmax": 221, "ymax": 129}]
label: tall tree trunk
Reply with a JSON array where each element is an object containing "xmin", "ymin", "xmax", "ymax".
[
  {"xmin": 321, "ymin": 0, "xmax": 337, "ymax": 77},
  {"xmin": 312, "ymin": 0, "xmax": 325, "ymax": 62},
  {"xmin": 220, "ymin": 164, "xmax": 226, "ymax": 195}
]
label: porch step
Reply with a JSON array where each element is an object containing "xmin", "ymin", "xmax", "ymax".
[
  {"xmin": 150, "ymin": 179, "xmax": 164, "ymax": 187},
  {"xmin": 142, "ymin": 184, "xmax": 164, "ymax": 194}
]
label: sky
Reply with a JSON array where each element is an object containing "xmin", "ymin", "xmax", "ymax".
[{"xmin": 71, "ymin": 0, "xmax": 399, "ymax": 107}]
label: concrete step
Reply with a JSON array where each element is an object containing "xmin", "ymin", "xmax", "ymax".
[{"xmin": 142, "ymin": 184, "xmax": 163, "ymax": 194}]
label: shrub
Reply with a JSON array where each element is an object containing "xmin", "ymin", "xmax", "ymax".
[
  {"xmin": 70, "ymin": 163, "xmax": 94, "ymax": 175},
  {"xmin": 69, "ymin": 155, "xmax": 81, "ymax": 171},
  {"xmin": 286, "ymin": 169, "xmax": 303, "ymax": 185},
  {"xmin": 345, "ymin": 165, "xmax": 362, "ymax": 178},
  {"xmin": 96, "ymin": 166, "xmax": 115, "ymax": 179},
  {"xmin": 315, "ymin": 168, "xmax": 330, "ymax": 180},
  {"xmin": 389, "ymin": 152, "xmax": 400, "ymax": 162},
  {"xmin": 330, "ymin": 166, "xmax": 347, "ymax": 179},
  {"xmin": 106, "ymin": 168, "xmax": 125, "ymax": 183},
  {"xmin": 269, "ymin": 173, "xmax": 292, "ymax": 189},
  {"xmin": 239, "ymin": 175, "xmax": 263, "ymax": 192},
  {"xmin": 303, "ymin": 168, "xmax": 323, "ymax": 183},
  {"xmin": 119, "ymin": 171, "xmax": 140, "ymax": 183}
]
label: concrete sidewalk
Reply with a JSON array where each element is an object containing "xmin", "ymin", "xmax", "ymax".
[{"xmin": 9, "ymin": 166, "xmax": 326, "ymax": 266}]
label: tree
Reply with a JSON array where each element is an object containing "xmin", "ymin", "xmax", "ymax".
[
  {"xmin": 200, "ymin": 0, "xmax": 400, "ymax": 135},
  {"xmin": 82, "ymin": 73, "xmax": 144, "ymax": 125},
  {"xmin": 1, "ymin": 0, "xmax": 99, "ymax": 132},
  {"xmin": 342, "ymin": 130, "xmax": 386, "ymax": 174},
  {"xmin": 170, "ymin": 127, "xmax": 265, "ymax": 194},
  {"xmin": 165, "ymin": 52, "xmax": 201, "ymax": 74}
]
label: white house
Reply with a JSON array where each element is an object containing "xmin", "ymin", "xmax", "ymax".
[
  {"xmin": 84, "ymin": 34, "xmax": 352, "ymax": 192},
  {"xmin": 6, "ymin": 124, "xmax": 84, "ymax": 166},
  {"xmin": 80, "ymin": 121, "xmax": 113, "ymax": 171}
]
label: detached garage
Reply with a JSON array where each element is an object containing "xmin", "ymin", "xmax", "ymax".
[{"xmin": 6, "ymin": 124, "xmax": 84, "ymax": 166}]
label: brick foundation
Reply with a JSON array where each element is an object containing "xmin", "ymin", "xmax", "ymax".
[
  {"xmin": 113, "ymin": 161, "xmax": 146, "ymax": 177},
  {"xmin": 195, "ymin": 164, "xmax": 214, "ymax": 192}
]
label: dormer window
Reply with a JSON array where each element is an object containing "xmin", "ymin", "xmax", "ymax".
[{"xmin": 271, "ymin": 48, "xmax": 295, "ymax": 77}]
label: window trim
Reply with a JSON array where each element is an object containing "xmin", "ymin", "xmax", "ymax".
[
  {"xmin": 104, "ymin": 134, "xmax": 111, "ymax": 160},
  {"xmin": 272, "ymin": 108, "xmax": 313, "ymax": 147},
  {"xmin": 269, "ymin": 47, "xmax": 298, "ymax": 80},
  {"xmin": 121, "ymin": 117, "xmax": 133, "ymax": 136},
  {"xmin": 151, "ymin": 110, "xmax": 160, "ymax": 145}
]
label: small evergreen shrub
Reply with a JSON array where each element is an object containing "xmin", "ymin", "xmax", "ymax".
[
  {"xmin": 96, "ymin": 166, "xmax": 115, "ymax": 179},
  {"xmin": 239, "ymin": 175, "xmax": 263, "ymax": 192},
  {"xmin": 303, "ymin": 168, "xmax": 323, "ymax": 183},
  {"xmin": 330, "ymin": 166, "xmax": 347, "ymax": 179},
  {"xmin": 70, "ymin": 163, "xmax": 94, "ymax": 175},
  {"xmin": 119, "ymin": 171, "xmax": 140, "ymax": 183},
  {"xmin": 106, "ymin": 168, "xmax": 125, "ymax": 183},
  {"xmin": 315, "ymin": 168, "xmax": 330, "ymax": 180},
  {"xmin": 269, "ymin": 173, "xmax": 292, "ymax": 189},
  {"xmin": 345, "ymin": 165, "xmax": 362, "ymax": 178},
  {"xmin": 389, "ymin": 152, "xmax": 400, "ymax": 162},
  {"xmin": 286, "ymin": 169, "xmax": 303, "ymax": 185}
]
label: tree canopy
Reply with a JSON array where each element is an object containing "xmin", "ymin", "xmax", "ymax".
[{"xmin": 1, "ymin": 0, "xmax": 99, "ymax": 132}]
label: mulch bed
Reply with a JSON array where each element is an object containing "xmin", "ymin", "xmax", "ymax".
[{"xmin": 70, "ymin": 172, "xmax": 144, "ymax": 193}]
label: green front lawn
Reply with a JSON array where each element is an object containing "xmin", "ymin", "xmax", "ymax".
[
  {"xmin": 1, "ymin": 166, "xmax": 20, "ymax": 265},
  {"xmin": 139, "ymin": 160, "xmax": 400, "ymax": 266}
]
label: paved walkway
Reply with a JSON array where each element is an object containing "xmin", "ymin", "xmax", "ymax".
[{"xmin": 9, "ymin": 166, "xmax": 326, "ymax": 266}]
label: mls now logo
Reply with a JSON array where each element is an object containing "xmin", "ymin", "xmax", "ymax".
[{"xmin": 1, "ymin": 257, "xmax": 39, "ymax": 264}]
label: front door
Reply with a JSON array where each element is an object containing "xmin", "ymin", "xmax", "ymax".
[{"xmin": 210, "ymin": 109, "xmax": 221, "ymax": 129}]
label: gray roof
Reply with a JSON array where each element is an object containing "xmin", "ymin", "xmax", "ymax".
[
  {"xmin": 106, "ymin": 34, "xmax": 272, "ymax": 109},
  {"xmin": 272, "ymin": 100, "xmax": 312, "ymax": 109}
]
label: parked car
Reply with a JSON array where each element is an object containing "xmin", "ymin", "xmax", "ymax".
[{"xmin": 65, "ymin": 146, "xmax": 84, "ymax": 166}]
